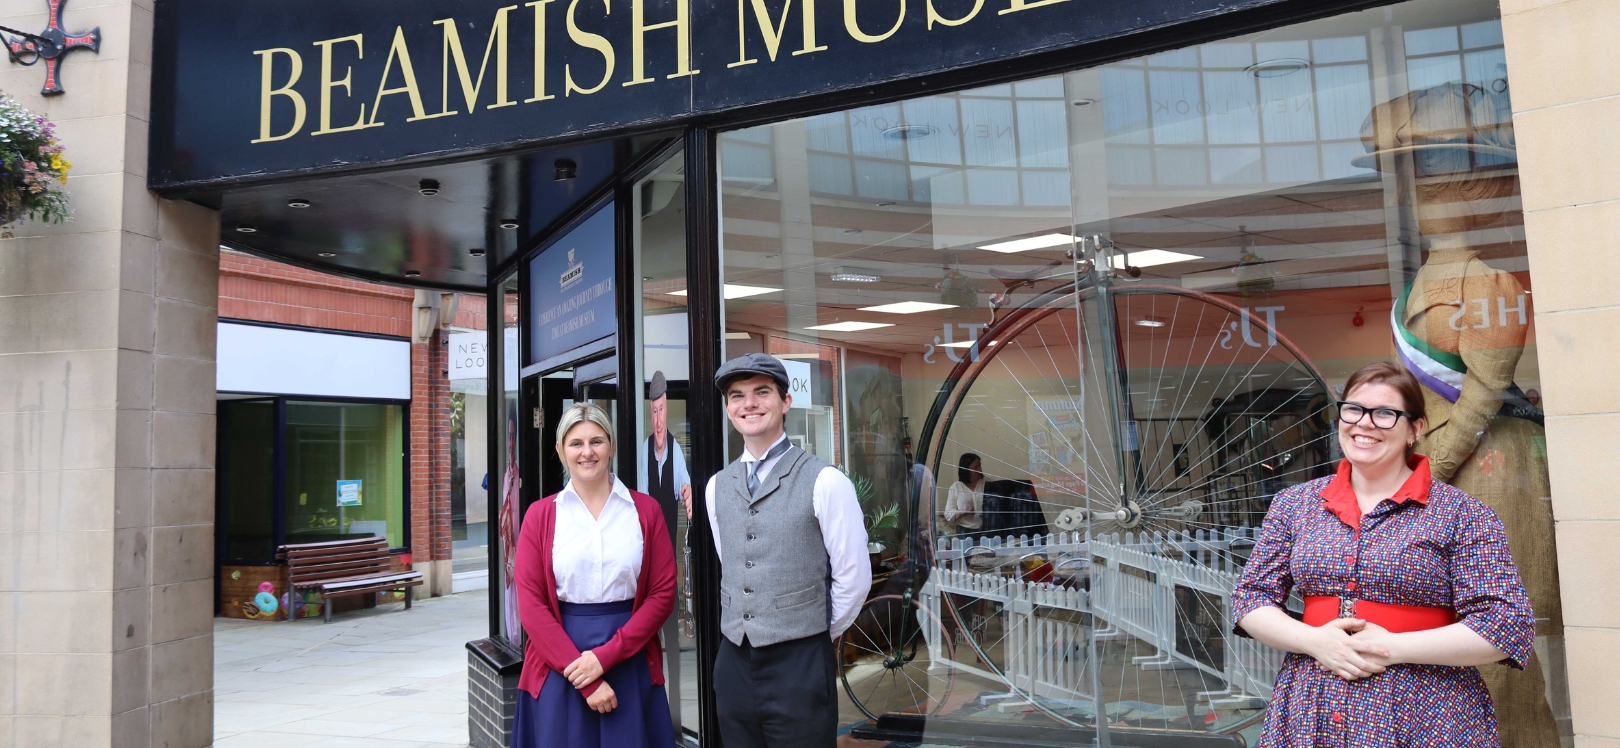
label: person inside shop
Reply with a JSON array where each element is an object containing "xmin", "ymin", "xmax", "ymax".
[
  {"xmin": 1231, "ymin": 362, "xmax": 1536, "ymax": 746},
  {"xmin": 942, "ymin": 452, "xmax": 984, "ymax": 537},
  {"xmin": 705, "ymin": 353, "xmax": 871, "ymax": 748},
  {"xmin": 637, "ymin": 370, "xmax": 692, "ymax": 516},
  {"xmin": 512, "ymin": 402, "xmax": 677, "ymax": 748}
]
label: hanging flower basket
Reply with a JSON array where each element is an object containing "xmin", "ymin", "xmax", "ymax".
[{"xmin": 0, "ymin": 92, "xmax": 72, "ymax": 228}]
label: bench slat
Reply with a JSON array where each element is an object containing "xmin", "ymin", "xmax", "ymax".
[{"xmin": 276, "ymin": 538, "xmax": 417, "ymax": 621}]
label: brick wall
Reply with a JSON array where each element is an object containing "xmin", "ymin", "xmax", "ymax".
[{"xmin": 219, "ymin": 250, "xmax": 487, "ymax": 572}]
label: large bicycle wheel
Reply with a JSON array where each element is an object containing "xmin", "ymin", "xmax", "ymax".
[
  {"xmin": 839, "ymin": 593, "xmax": 955, "ymax": 721},
  {"xmin": 921, "ymin": 276, "xmax": 1334, "ymax": 737}
]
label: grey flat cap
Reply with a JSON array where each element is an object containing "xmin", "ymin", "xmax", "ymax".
[
  {"xmin": 649, "ymin": 370, "xmax": 668, "ymax": 401},
  {"xmin": 714, "ymin": 352, "xmax": 789, "ymax": 392}
]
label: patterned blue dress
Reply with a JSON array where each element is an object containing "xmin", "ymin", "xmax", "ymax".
[{"xmin": 1231, "ymin": 456, "xmax": 1536, "ymax": 747}]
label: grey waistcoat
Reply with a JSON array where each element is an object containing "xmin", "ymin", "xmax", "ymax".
[{"xmin": 716, "ymin": 445, "xmax": 832, "ymax": 647}]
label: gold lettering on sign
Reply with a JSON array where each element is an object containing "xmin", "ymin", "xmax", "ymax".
[
  {"xmin": 625, "ymin": 0, "xmax": 699, "ymax": 86},
  {"xmin": 311, "ymin": 34, "xmax": 378, "ymax": 135},
  {"xmin": 435, "ymin": 6, "xmax": 519, "ymax": 114},
  {"xmin": 926, "ymin": 0, "xmax": 983, "ymax": 28},
  {"xmin": 998, "ymin": 0, "xmax": 1066, "ymax": 15},
  {"xmin": 369, "ymin": 26, "xmax": 446, "ymax": 124},
  {"xmin": 727, "ymin": 0, "xmax": 827, "ymax": 68},
  {"xmin": 525, "ymin": 0, "xmax": 558, "ymax": 102},
  {"xmin": 565, "ymin": 0, "xmax": 616, "ymax": 96},
  {"xmin": 845, "ymin": 0, "xmax": 905, "ymax": 43},
  {"xmin": 252, "ymin": 48, "xmax": 306, "ymax": 143}
]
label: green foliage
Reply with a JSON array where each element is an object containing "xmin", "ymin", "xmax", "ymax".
[{"xmin": 841, "ymin": 468, "xmax": 899, "ymax": 532}]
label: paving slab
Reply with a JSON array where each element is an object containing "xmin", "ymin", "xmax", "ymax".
[{"xmin": 215, "ymin": 589, "xmax": 485, "ymax": 746}]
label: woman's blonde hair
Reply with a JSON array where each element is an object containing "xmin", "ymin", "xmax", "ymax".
[{"xmin": 554, "ymin": 402, "xmax": 615, "ymax": 454}]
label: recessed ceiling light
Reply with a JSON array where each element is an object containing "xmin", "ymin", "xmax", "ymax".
[
  {"xmin": 404, "ymin": 270, "xmax": 421, "ymax": 277},
  {"xmin": 977, "ymin": 233, "xmax": 1073, "ymax": 253},
  {"xmin": 418, "ymin": 179, "xmax": 440, "ymax": 196},
  {"xmin": 668, "ymin": 284, "xmax": 780, "ymax": 300},
  {"xmin": 831, "ymin": 271, "xmax": 881, "ymax": 283},
  {"xmin": 1246, "ymin": 58, "xmax": 1311, "ymax": 78},
  {"xmin": 876, "ymin": 201, "xmax": 896, "ymax": 207},
  {"xmin": 498, "ymin": 218, "xmax": 521, "ymax": 229},
  {"xmin": 724, "ymin": 332, "xmax": 752, "ymax": 340},
  {"xmin": 940, "ymin": 340, "xmax": 982, "ymax": 348},
  {"xmin": 859, "ymin": 301, "xmax": 957, "ymax": 314},
  {"xmin": 287, "ymin": 198, "xmax": 311, "ymax": 209},
  {"xmin": 468, "ymin": 248, "xmax": 486, "ymax": 257},
  {"xmin": 842, "ymin": 228, "xmax": 863, "ymax": 235},
  {"xmin": 235, "ymin": 225, "xmax": 258, "ymax": 234},
  {"xmin": 881, "ymin": 124, "xmax": 936, "ymax": 141},
  {"xmin": 1072, "ymin": 98, "xmax": 1097, "ymax": 106},
  {"xmin": 1111, "ymin": 249, "xmax": 1202, "ymax": 269},
  {"xmin": 317, "ymin": 252, "xmax": 336, "ymax": 258},
  {"xmin": 1135, "ymin": 318, "xmax": 1167, "ymax": 328},
  {"xmin": 805, "ymin": 321, "xmax": 894, "ymax": 332},
  {"xmin": 554, "ymin": 159, "xmax": 577, "ymax": 181}
]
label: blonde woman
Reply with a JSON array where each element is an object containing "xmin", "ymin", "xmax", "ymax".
[{"xmin": 513, "ymin": 403, "xmax": 677, "ymax": 748}]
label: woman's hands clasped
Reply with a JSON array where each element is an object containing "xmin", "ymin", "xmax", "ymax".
[
  {"xmin": 1304, "ymin": 618, "xmax": 1393, "ymax": 681},
  {"xmin": 585, "ymin": 681, "xmax": 618, "ymax": 713},
  {"xmin": 564, "ymin": 650, "xmax": 606, "ymax": 689}
]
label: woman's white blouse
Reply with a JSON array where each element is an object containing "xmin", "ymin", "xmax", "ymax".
[
  {"xmin": 552, "ymin": 476, "xmax": 643, "ymax": 604},
  {"xmin": 945, "ymin": 481, "xmax": 984, "ymax": 530}
]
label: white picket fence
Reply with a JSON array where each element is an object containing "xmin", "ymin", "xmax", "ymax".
[{"xmin": 923, "ymin": 529, "xmax": 1290, "ymax": 708}]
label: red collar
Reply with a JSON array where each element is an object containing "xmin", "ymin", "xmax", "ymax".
[{"xmin": 1320, "ymin": 455, "xmax": 1432, "ymax": 530}]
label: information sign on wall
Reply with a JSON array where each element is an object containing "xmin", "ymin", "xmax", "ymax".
[
  {"xmin": 778, "ymin": 357, "xmax": 811, "ymax": 410},
  {"xmin": 527, "ymin": 205, "xmax": 616, "ymax": 365}
]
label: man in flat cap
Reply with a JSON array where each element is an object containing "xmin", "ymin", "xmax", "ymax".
[
  {"xmin": 636, "ymin": 370, "xmax": 691, "ymax": 514},
  {"xmin": 705, "ymin": 353, "xmax": 869, "ymax": 748}
]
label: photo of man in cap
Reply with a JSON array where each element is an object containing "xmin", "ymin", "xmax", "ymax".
[
  {"xmin": 636, "ymin": 370, "xmax": 691, "ymax": 513},
  {"xmin": 705, "ymin": 352, "xmax": 870, "ymax": 748}
]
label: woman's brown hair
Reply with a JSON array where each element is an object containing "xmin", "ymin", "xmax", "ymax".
[{"xmin": 1342, "ymin": 361, "xmax": 1427, "ymax": 424}]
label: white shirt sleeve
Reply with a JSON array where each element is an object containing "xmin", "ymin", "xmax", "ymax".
[
  {"xmin": 705, "ymin": 473, "xmax": 721, "ymax": 561},
  {"xmin": 814, "ymin": 466, "xmax": 871, "ymax": 639}
]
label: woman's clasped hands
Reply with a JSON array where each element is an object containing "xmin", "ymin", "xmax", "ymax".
[
  {"xmin": 564, "ymin": 650, "xmax": 617, "ymax": 713},
  {"xmin": 1303, "ymin": 618, "xmax": 1395, "ymax": 681}
]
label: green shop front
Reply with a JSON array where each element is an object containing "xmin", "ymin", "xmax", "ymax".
[{"xmin": 151, "ymin": 0, "xmax": 1575, "ymax": 743}]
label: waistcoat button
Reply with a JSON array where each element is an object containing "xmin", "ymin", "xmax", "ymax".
[
  {"xmin": 744, "ymin": 588, "xmax": 752, "ymax": 595},
  {"xmin": 747, "ymin": 534, "xmax": 757, "ymax": 541},
  {"xmin": 745, "ymin": 561, "xmax": 755, "ymax": 568},
  {"xmin": 750, "ymin": 509, "xmax": 758, "ymax": 515}
]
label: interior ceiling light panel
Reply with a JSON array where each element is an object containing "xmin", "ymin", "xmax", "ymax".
[
  {"xmin": 668, "ymin": 284, "xmax": 780, "ymax": 300},
  {"xmin": 976, "ymin": 233, "xmax": 1074, "ymax": 253},
  {"xmin": 859, "ymin": 301, "xmax": 958, "ymax": 314},
  {"xmin": 804, "ymin": 321, "xmax": 894, "ymax": 332},
  {"xmin": 1110, "ymin": 249, "xmax": 1203, "ymax": 268}
]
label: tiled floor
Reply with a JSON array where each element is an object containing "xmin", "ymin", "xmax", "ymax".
[{"xmin": 214, "ymin": 589, "xmax": 487, "ymax": 748}]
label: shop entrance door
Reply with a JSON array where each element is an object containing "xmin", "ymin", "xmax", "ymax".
[{"xmin": 522, "ymin": 355, "xmax": 621, "ymax": 509}]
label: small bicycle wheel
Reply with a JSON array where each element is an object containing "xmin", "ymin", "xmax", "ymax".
[{"xmin": 839, "ymin": 593, "xmax": 955, "ymax": 721}]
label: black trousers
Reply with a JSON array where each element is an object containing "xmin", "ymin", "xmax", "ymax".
[{"xmin": 714, "ymin": 633, "xmax": 838, "ymax": 748}]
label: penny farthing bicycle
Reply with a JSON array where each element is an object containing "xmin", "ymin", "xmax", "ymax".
[{"xmin": 838, "ymin": 239, "xmax": 1337, "ymax": 741}]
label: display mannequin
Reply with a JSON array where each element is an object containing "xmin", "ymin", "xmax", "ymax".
[{"xmin": 1359, "ymin": 82, "xmax": 1561, "ymax": 747}]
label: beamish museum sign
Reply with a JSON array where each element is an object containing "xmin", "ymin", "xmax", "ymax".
[{"xmin": 150, "ymin": 0, "xmax": 1285, "ymax": 191}]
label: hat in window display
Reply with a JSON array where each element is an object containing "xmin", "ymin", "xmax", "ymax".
[
  {"xmin": 649, "ymin": 369, "xmax": 668, "ymax": 401},
  {"xmin": 1353, "ymin": 82, "xmax": 1516, "ymax": 174}
]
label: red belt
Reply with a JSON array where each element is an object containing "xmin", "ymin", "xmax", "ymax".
[{"xmin": 1303, "ymin": 596, "xmax": 1457, "ymax": 633}]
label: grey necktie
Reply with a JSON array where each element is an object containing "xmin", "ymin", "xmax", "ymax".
[{"xmin": 747, "ymin": 439, "xmax": 793, "ymax": 496}]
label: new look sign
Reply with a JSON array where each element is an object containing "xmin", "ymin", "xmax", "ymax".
[{"xmin": 150, "ymin": 0, "xmax": 1287, "ymax": 189}]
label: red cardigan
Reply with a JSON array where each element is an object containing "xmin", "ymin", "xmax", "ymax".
[{"xmin": 515, "ymin": 487, "xmax": 677, "ymax": 699}]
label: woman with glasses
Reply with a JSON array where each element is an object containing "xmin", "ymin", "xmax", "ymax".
[
  {"xmin": 1231, "ymin": 362, "xmax": 1535, "ymax": 747},
  {"xmin": 512, "ymin": 402, "xmax": 678, "ymax": 748}
]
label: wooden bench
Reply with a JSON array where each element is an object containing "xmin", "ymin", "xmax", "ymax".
[{"xmin": 276, "ymin": 537, "xmax": 423, "ymax": 623}]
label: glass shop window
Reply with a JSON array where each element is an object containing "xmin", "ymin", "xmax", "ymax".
[
  {"xmin": 716, "ymin": 0, "xmax": 1568, "ymax": 743},
  {"xmin": 283, "ymin": 401, "xmax": 407, "ymax": 548}
]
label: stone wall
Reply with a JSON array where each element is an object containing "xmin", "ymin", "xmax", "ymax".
[
  {"xmin": 0, "ymin": 0, "xmax": 219, "ymax": 745},
  {"xmin": 1504, "ymin": 0, "xmax": 1620, "ymax": 745}
]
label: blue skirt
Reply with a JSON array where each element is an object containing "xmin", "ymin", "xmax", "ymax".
[{"xmin": 511, "ymin": 600, "xmax": 676, "ymax": 748}]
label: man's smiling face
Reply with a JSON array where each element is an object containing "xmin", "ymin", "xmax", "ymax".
[{"xmin": 724, "ymin": 374, "xmax": 790, "ymax": 443}]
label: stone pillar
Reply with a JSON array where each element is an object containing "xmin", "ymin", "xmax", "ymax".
[
  {"xmin": 1503, "ymin": 0, "xmax": 1620, "ymax": 745},
  {"xmin": 0, "ymin": 0, "xmax": 220, "ymax": 746}
]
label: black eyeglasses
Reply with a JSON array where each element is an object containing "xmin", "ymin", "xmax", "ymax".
[{"xmin": 1335, "ymin": 401, "xmax": 1414, "ymax": 430}]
